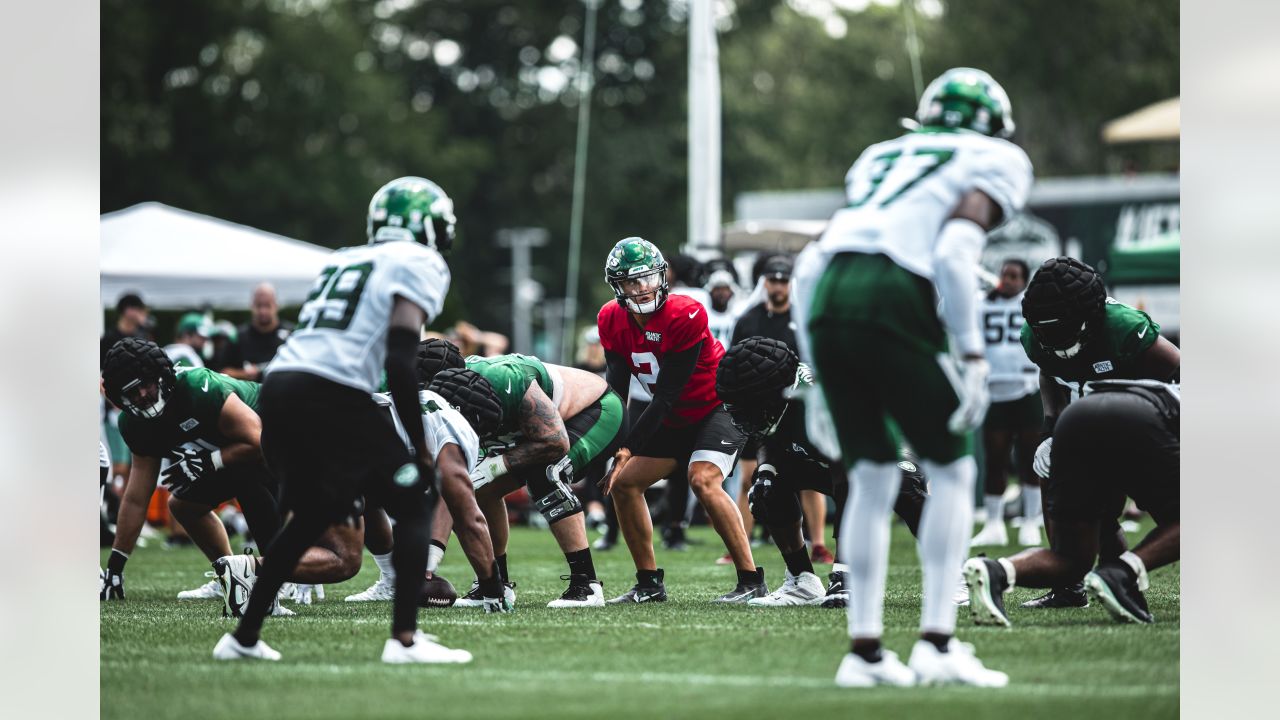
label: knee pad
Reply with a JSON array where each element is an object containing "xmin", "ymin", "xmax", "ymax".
[{"xmin": 530, "ymin": 457, "xmax": 582, "ymax": 524}]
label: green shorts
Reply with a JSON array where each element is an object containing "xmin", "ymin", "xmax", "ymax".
[
  {"xmin": 984, "ymin": 391, "xmax": 1043, "ymax": 433},
  {"xmin": 564, "ymin": 389, "xmax": 625, "ymax": 483},
  {"xmin": 808, "ymin": 252, "xmax": 970, "ymax": 465}
]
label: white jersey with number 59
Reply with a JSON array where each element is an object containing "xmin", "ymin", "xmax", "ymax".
[
  {"xmin": 816, "ymin": 130, "xmax": 1033, "ymax": 279},
  {"xmin": 269, "ymin": 240, "xmax": 449, "ymax": 393}
]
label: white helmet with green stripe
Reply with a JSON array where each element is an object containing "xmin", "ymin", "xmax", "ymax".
[{"xmin": 915, "ymin": 67, "xmax": 1015, "ymax": 138}]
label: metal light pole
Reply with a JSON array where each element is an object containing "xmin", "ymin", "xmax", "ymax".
[
  {"xmin": 562, "ymin": 0, "xmax": 601, "ymax": 363},
  {"xmin": 497, "ymin": 227, "xmax": 549, "ymax": 356}
]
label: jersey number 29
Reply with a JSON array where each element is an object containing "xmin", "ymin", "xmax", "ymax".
[{"xmin": 298, "ymin": 262, "xmax": 374, "ymax": 331}]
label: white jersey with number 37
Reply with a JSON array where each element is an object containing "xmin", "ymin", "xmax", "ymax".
[
  {"xmin": 269, "ymin": 241, "xmax": 450, "ymax": 393},
  {"xmin": 816, "ymin": 130, "xmax": 1033, "ymax": 279}
]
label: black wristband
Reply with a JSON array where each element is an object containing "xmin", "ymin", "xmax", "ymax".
[
  {"xmin": 1039, "ymin": 414, "xmax": 1057, "ymax": 442},
  {"xmin": 107, "ymin": 549, "xmax": 129, "ymax": 573}
]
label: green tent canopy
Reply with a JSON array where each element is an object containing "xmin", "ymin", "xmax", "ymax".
[{"xmin": 1104, "ymin": 231, "xmax": 1180, "ymax": 284}]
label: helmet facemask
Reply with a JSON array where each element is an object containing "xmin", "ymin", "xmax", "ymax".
[
  {"xmin": 724, "ymin": 398, "xmax": 790, "ymax": 441},
  {"xmin": 1028, "ymin": 316, "xmax": 1089, "ymax": 359},
  {"xmin": 119, "ymin": 377, "xmax": 168, "ymax": 419},
  {"xmin": 611, "ymin": 269, "xmax": 669, "ymax": 315}
]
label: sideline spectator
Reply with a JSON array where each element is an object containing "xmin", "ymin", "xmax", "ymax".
[
  {"xmin": 100, "ymin": 293, "xmax": 152, "ymax": 367},
  {"xmin": 705, "ymin": 269, "xmax": 740, "ymax": 350},
  {"xmin": 164, "ymin": 312, "xmax": 210, "ymax": 368},
  {"xmin": 218, "ymin": 283, "xmax": 292, "ymax": 380}
]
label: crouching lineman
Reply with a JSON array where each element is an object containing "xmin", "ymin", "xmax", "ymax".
[
  {"xmin": 599, "ymin": 237, "xmax": 765, "ymax": 603},
  {"xmin": 343, "ymin": 381, "xmax": 508, "ymax": 611},
  {"xmin": 100, "ymin": 338, "xmax": 283, "ymax": 603},
  {"xmin": 419, "ymin": 341, "xmax": 624, "ymax": 608},
  {"xmin": 964, "ymin": 380, "xmax": 1179, "ymax": 625},
  {"xmin": 213, "ymin": 175, "xmax": 469, "ymax": 663},
  {"xmin": 715, "ymin": 337, "xmax": 927, "ymax": 607},
  {"xmin": 1016, "ymin": 257, "xmax": 1180, "ymax": 609}
]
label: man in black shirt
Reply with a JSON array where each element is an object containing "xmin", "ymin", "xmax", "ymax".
[
  {"xmin": 100, "ymin": 293, "xmax": 152, "ymax": 368},
  {"xmin": 218, "ymin": 283, "xmax": 293, "ymax": 381}
]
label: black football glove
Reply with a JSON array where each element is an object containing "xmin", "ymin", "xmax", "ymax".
[
  {"xmin": 100, "ymin": 550, "xmax": 127, "ymax": 601},
  {"xmin": 160, "ymin": 446, "xmax": 224, "ymax": 494},
  {"xmin": 747, "ymin": 464, "xmax": 778, "ymax": 525}
]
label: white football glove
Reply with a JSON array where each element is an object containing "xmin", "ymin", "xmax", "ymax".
[
  {"xmin": 938, "ymin": 355, "xmax": 991, "ymax": 434},
  {"xmin": 1033, "ymin": 437, "xmax": 1053, "ymax": 479},
  {"xmin": 292, "ymin": 584, "xmax": 323, "ymax": 605},
  {"xmin": 469, "ymin": 454, "xmax": 508, "ymax": 490}
]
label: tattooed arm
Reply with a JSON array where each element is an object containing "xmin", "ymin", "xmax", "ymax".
[{"xmin": 502, "ymin": 382, "xmax": 571, "ymax": 471}]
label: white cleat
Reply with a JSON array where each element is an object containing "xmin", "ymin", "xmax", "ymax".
[
  {"xmin": 834, "ymin": 650, "xmax": 916, "ymax": 687},
  {"xmin": 748, "ymin": 571, "xmax": 825, "ymax": 607},
  {"xmin": 454, "ymin": 579, "xmax": 517, "ymax": 609},
  {"xmin": 908, "ymin": 639, "xmax": 1009, "ymax": 687},
  {"xmin": 1017, "ymin": 518, "xmax": 1043, "ymax": 547},
  {"xmin": 214, "ymin": 553, "xmax": 258, "ymax": 618},
  {"xmin": 177, "ymin": 575, "xmax": 223, "ymax": 600},
  {"xmin": 212, "ymin": 633, "xmax": 281, "ymax": 661},
  {"xmin": 381, "ymin": 631, "xmax": 473, "ymax": 664},
  {"xmin": 345, "ymin": 576, "xmax": 396, "ymax": 602},
  {"xmin": 971, "ymin": 523, "xmax": 1009, "ymax": 547}
]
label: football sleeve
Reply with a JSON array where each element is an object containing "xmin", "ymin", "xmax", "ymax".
[
  {"xmin": 665, "ymin": 303, "xmax": 709, "ymax": 352},
  {"xmin": 596, "ymin": 304, "xmax": 618, "ymax": 352},
  {"xmin": 1119, "ymin": 311, "xmax": 1162, "ymax": 358},
  {"xmin": 971, "ymin": 140, "xmax": 1034, "ymax": 226}
]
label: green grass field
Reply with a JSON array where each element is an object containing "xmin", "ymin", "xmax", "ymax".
[{"xmin": 101, "ymin": 521, "xmax": 1178, "ymax": 719}]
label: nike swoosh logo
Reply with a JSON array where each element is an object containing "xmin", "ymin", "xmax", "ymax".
[
  {"xmin": 720, "ymin": 440, "xmax": 736, "ymax": 445},
  {"xmin": 688, "ymin": 309, "xmax": 700, "ymax": 319},
  {"xmin": 1137, "ymin": 326, "xmax": 1148, "ymax": 338},
  {"xmin": 202, "ymin": 378, "xmax": 209, "ymax": 392},
  {"xmin": 506, "ymin": 380, "xmax": 512, "ymax": 393}
]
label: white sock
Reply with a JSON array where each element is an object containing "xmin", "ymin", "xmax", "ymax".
[
  {"xmin": 1022, "ymin": 485, "xmax": 1043, "ymax": 522},
  {"xmin": 983, "ymin": 494, "xmax": 1005, "ymax": 527},
  {"xmin": 372, "ymin": 552, "xmax": 396, "ymax": 581},
  {"xmin": 918, "ymin": 456, "xmax": 977, "ymax": 636},
  {"xmin": 839, "ymin": 461, "xmax": 902, "ymax": 639}
]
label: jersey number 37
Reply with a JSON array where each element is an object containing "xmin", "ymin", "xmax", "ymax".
[{"xmin": 298, "ymin": 262, "xmax": 374, "ymax": 331}]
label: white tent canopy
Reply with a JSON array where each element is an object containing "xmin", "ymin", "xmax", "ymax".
[
  {"xmin": 1102, "ymin": 97, "xmax": 1179, "ymax": 144},
  {"xmin": 101, "ymin": 202, "xmax": 334, "ymax": 309}
]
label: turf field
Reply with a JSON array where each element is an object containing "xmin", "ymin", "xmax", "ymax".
[{"xmin": 101, "ymin": 521, "xmax": 1178, "ymax": 719}]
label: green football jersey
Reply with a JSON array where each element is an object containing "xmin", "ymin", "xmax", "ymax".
[
  {"xmin": 118, "ymin": 367, "xmax": 261, "ymax": 458},
  {"xmin": 1020, "ymin": 299, "xmax": 1160, "ymax": 395},
  {"xmin": 465, "ymin": 353, "xmax": 554, "ymax": 449}
]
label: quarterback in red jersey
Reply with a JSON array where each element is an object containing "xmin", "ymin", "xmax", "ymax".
[{"xmin": 597, "ymin": 237, "xmax": 765, "ymax": 603}]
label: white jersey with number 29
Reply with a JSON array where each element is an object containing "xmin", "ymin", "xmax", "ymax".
[
  {"xmin": 816, "ymin": 130, "xmax": 1033, "ymax": 279},
  {"xmin": 269, "ymin": 240, "xmax": 449, "ymax": 393}
]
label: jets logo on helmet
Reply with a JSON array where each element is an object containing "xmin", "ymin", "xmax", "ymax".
[
  {"xmin": 914, "ymin": 67, "xmax": 1014, "ymax": 138},
  {"xmin": 367, "ymin": 176, "xmax": 458, "ymax": 252},
  {"xmin": 102, "ymin": 337, "xmax": 178, "ymax": 419},
  {"xmin": 605, "ymin": 237, "xmax": 669, "ymax": 314}
]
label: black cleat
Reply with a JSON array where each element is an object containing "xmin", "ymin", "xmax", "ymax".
[
  {"xmin": 962, "ymin": 557, "xmax": 1012, "ymax": 627},
  {"xmin": 607, "ymin": 569, "xmax": 668, "ymax": 604},
  {"xmin": 1021, "ymin": 582, "xmax": 1089, "ymax": 609},
  {"xmin": 662, "ymin": 526, "xmax": 690, "ymax": 551},
  {"xmin": 714, "ymin": 566, "xmax": 768, "ymax": 603},
  {"xmin": 1085, "ymin": 563, "xmax": 1154, "ymax": 624},
  {"xmin": 821, "ymin": 570, "xmax": 848, "ymax": 609}
]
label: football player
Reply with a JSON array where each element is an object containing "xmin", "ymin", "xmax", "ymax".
[
  {"xmin": 1013, "ymin": 256, "xmax": 1180, "ymax": 609},
  {"xmin": 715, "ymin": 337, "xmax": 927, "ymax": 607},
  {"xmin": 213, "ymin": 176, "xmax": 470, "ymax": 664},
  {"xmin": 100, "ymin": 338, "xmax": 284, "ymax": 603},
  {"xmin": 964, "ymin": 380, "xmax": 1179, "ymax": 626},
  {"xmin": 597, "ymin": 237, "xmax": 765, "ymax": 603},
  {"xmin": 416, "ymin": 341, "xmax": 624, "ymax": 608},
  {"xmin": 973, "ymin": 258, "xmax": 1044, "ymax": 548},
  {"xmin": 800, "ymin": 68, "xmax": 1032, "ymax": 686}
]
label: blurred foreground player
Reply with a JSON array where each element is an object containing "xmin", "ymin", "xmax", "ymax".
[
  {"xmin": 964, "ymin": 380, "xmax": 1179, "ymax": 625},
  {"xmin": 802, "ymin": 68, "xmax": 1032, "ymax": 686},
  {"xmin": 212, "ymin": 176, "xmax": 468, "ymax": 664}
]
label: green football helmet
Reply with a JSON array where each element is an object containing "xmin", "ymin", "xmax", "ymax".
[
  {"xmin": 605, "ymin": 237, "xmax": 669, "ymax": 314},
  {"xmin": 915, "ymin": 67, "xmax": 1014, "ymax": 138},
  {"xmin": 366, "ymin": 176, "xmax": 457, "ymax": 252}
]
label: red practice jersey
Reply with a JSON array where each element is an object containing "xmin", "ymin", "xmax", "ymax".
[{"xmin": 597, "ymin": 294, "xmax": 725, "ymax": 427}]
